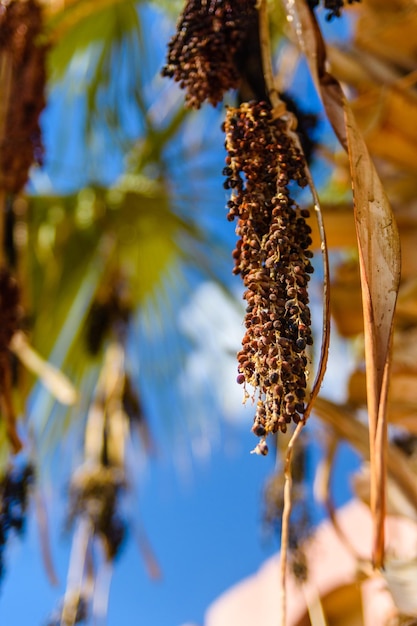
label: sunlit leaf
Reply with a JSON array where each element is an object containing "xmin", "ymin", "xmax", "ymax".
[
  {"xmin": 10, "ymin": 332, "xmax": 77, "ymax": 406},
  {"xmin": 47, "ymin": 0, "xmax": 142, "ymax": 68},
  {"xmin": 288, "ymin": 0, "xmax": 401, "ymax": 568}
]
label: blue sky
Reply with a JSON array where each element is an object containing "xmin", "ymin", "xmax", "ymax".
[
  {"xmin": 0, "ymin": 420, "xmax": 358, "ymax": 625},
  {"xmin": 0, "ymin": 426, "xmax": 276, "ymax": 625}
]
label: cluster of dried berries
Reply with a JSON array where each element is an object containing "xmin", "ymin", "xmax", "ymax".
[
  {"xmin": 0, "ymin": 463, "xmax": 34, "ymax": 581},
  {"xmin": 68, "ymin": 465, "xmax": 126, "ymax": 560},
  {"xmin": 308, "ymin": 0, "xmax": 361, "ymax": 20},
  {"xmin": 161, "ymin": 0, "xmax": 257, "ymax": 108},
  {"xmin": 223, "ymin": 101, "xmax": 314, "ymax": 448},
  {"xmin": 0, "ymin": 0, "xmax": 48, "ymax": 193}
]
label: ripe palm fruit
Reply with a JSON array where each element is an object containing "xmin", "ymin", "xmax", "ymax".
[
  {"xmin": 223, "ymin": 101, "xmax": 314, "ymax": 447},
  {"xmin": 162, "ymin": 0, "xmax": 257, "ymax": 108}
]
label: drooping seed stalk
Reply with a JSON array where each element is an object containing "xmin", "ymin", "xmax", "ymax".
[{"xmin": 162, "ymin": 0, "xmax": 257, "ymax": 108}]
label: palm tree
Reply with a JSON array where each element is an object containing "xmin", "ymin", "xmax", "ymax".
[
  {"xmin": 1, "ymin": 0, "xmax": 417, "ymax": 624},
  {"xmin": 0, "ymin": 1, "xmax": 239, "ymax": 621}
]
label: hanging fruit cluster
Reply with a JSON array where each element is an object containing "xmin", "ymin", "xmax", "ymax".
[
  {"xmin": 163, "ymin": 0, "xmax": 318, "ymax": 453},
  {"xmin": 224, "ymin": 102, "xmax": 313, "ymax": 446},
  {"xmin": 162, "ymin": 0, "xmax": 257, "ymax": 108}
]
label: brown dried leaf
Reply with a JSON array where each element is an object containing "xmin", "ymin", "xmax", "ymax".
[
  {"xmin": 355, "ymin": 1, "xmax": 417, "ymax": 72},
  {"xmin": 315, "ymin": 398, "xmax": 417, "ymax": 521},
  {"xmin": 342, "ymin": 113, "xmax": 400, "ymax": 566},
  {"xmin": 288, "ymin": 0, "xmax": 401, "ymax": 567}
]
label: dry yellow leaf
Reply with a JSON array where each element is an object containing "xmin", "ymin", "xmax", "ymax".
[{"xmin": 288, "ymin": 0, "xmax": 401, "ymax": 567}]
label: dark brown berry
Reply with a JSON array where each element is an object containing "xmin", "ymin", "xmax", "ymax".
[{"xmin": 223, "ymin": 101, "xmax": 314, "ymax": 445}]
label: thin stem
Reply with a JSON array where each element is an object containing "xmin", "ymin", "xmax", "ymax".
[
  {"xmin": 258, "ymin": 0, "xmax": 331, "ymax": 422},
  {"xmin": 258, "ymin": 0, "xmax": 287, "ymax": 115},
  {"xmin": 10, "ymin": 331, "xmax": 77, "ymax": 406},
  {"xmin": 318, "ymin": 434, "xmax": 372, "ymax": 573},
  {"xmin": 258, "ymin": 3, "xmax": 331, "ymax": 620},
  {"xmin": 315, "ymin": 396, "xmax": 417, "ymax": 517},
  {"xmin": 298, "ymin": 157, "xmax": 331, "ymax": 422},
  {"xmin": 303, "ymin": 588, "xmax": 328, "ymax": 626},
  {"xmin": 84, "ymin": 341, "xmax": 125, "ymax": 465},
  {"xmin": 34, "ymin": 485, "xmax": 59, "ymax": 586},
  {"xmin": 61, "ymin": 516, "xmax": 91, "ymax": 626},
  {"xmin": 279, "ymin": 421, "xmax": 303, "ymax": 626},
  {"xmin": 92, "ymin": 560, "xmax": 113, "ymax": 626}
]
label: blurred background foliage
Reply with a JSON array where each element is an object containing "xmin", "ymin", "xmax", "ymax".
[
  {"xmin": 1, "ymin": 1, "xmax": 246, "ymax": 619},
  {"xmin": 24, "ymin": 0, "xmax": 238, "ymax": 454},
  {"xmin": 2, "ymin": 0, "xmax": 417, "ymax": 624}
]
